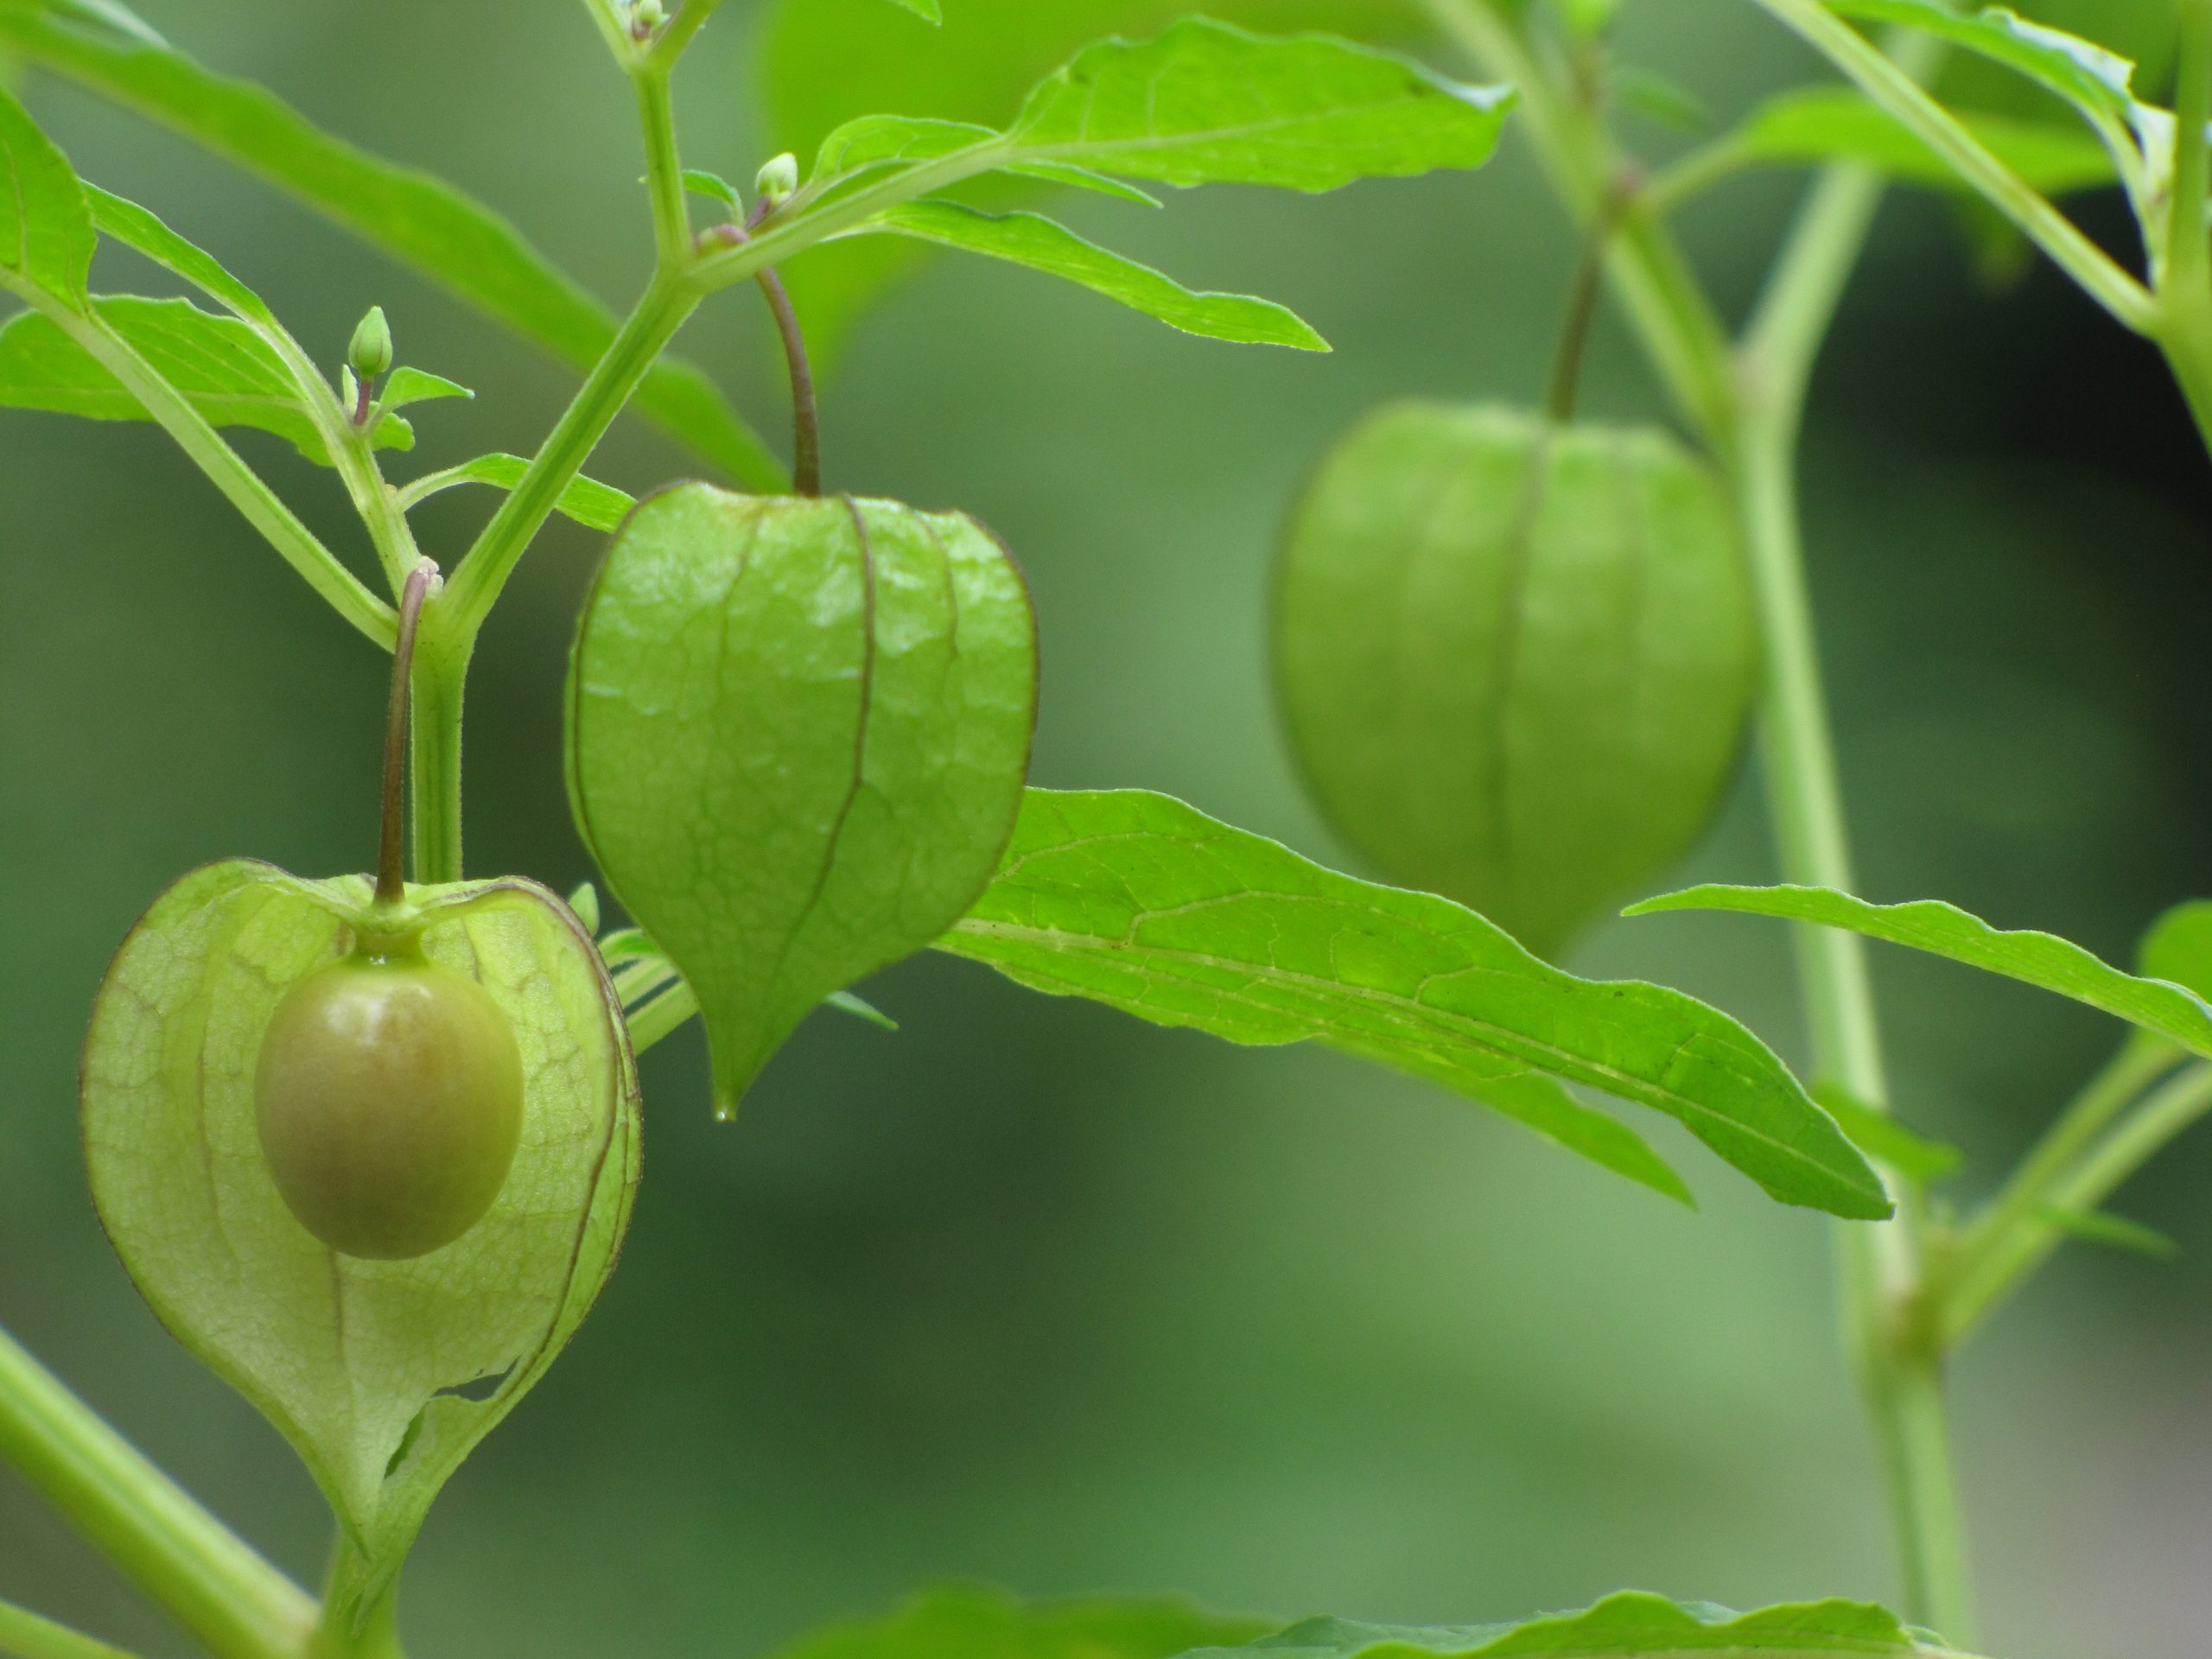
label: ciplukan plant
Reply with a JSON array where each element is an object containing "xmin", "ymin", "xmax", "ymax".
[{"xmin": 0, "ymin": 1, "xmax": 2206, "ymax": 1656}]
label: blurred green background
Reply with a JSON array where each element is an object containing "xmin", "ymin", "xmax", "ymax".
[{"xmin": 4, "ymin": 3, "xmax": 2210, "ymax": 1656}]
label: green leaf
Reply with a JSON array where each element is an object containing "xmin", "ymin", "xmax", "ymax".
[
  {"xmin": 1726, "ymin": 86, "xmax": 2117, "ymax": 195},
  {"xmin": 880, "ymin": 0, "xmax": 943, "ymax": 21},
  {"xmin": 849, "ymin": 200, "xmax": 1327, "ymax": 349},
  {"xmin": 1000, "ymin": 18, "xmax": 1514, "ymax": 191},
  {"xmin": 1829, "ymin": 0, "xmax": 2139, "ymax": 132},
  {"xmin": 1274, "ymin": 402, "xmax": 1758, "ymax": 958},
  {"xmin": 1470, "ymin": 1071, "xmax": 1694, "ymax": 1206},
  {"xmin": 378, "ymin": 365, "xmax": 472, "ymax": 411},
  {"xmin": 396, "ymin": 453, "xmax": 633, "ymax": 532},
  {"xmin": 1813, "ymin": 1083, "xmax": 1962, "ymax": 1184},
  {"xmin": 568, "ymin": 485, "xmax": 1039, "ymax": 1114},
  {"xmin": 1627, "ymin": 884, "xmax": 2212, "ymax": 1059},
  {"xmin": 826, "ymin": 988, "xmax": 900, "ymax": 1032},
  {"xmin": 81, "ymin": 863, "xmax": 640, "ymax": 1620},
  {"xmin": 762, "ymin": 0, "xmax": 1433, "ymax": 367},
  {"xmin": 773, "ymin": 1585, "xmax": 1272, "ymax": 1659},
  {"xmin": 2034, "ymin": 1205, "xmax": 2177, "ymax": 1260},
  {"xmin": 83, "ymin": 184, "xmax": 275, "ymax": 325},
  {"xmin": 683, "ymin": 167, "xmax": 745, "ymax": 213},
  {"xmin": 1821, "ymin": 0, "xmax": 2183, "ymax": 255},
  {"xmin": 937, "ymin": 791, "xmax": 1891, "ymax": 1219},
  {"xmin": 0, "ymin": 296, "xmax": 410, "ymax": 463},
  {"xmin": 2138, "ymin": 899, "xmax": 2212, "ymax": 1001},
  {"xmin": 0, "ymin": 0, "xmax": 785, "ymax": 487},
  {"xmin": 1174, "ymin": 1591, "xmax": 1980, "ymax": 1656},
  {"xmin": 0, "ymin": 79, "xmax": 92, "ymax": 304}
]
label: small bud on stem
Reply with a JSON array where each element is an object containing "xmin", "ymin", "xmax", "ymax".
[
  {"xmin": 630, "ymin": 0, "xmax": 666, "ymax": 41},
  {"xmin": 753, "ymin": 152, "xmax": 798, "ymax": 212},
  {"xmin": 347, "ymin": 306, "xmax": 392, "ymax": 427}
]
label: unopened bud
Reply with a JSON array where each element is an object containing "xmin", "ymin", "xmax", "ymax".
[
  {"xmin": 347, "ymin": 306, "xmax": 392, "ymax": 381},
  {"xmin": 630, "ymin": 0, "xmax": 666, "ymax": 38},
  {"xmin": 753, "ymin": 152, "xmax": 798, "ymax": 207}
]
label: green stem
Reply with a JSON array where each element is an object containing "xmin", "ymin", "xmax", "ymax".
[
  {"xmin": 0, "ymin": 1599, "xmax": 142, "ymax": 1659},
  {"xmin": 2157, "ymin": 1, "xmax": 2212, "ymax": 456},
  {"xmin": 406, "ymin": 603, "xmax": 471, "ymax": 886},
  {"xmin": 1941, "ymin": 1039, "xmax": 2180, "ymax": 1342},
  {"xmin": 7, "ymin": 287, "xmax": 396, "ymax": 650},
  {"xmin": 1945, "ymin": 1060, "xmax": 2212, "ymax": 1342},
  {"xmin": 648, "ymin": 0, "xmax": 726, "ymax": 67},
  {"xmin": 1420, "ymin": 0, "xmax": 1738, "ymax": 438},
  {"xmin": 633, "ymin": 64, "xmax": 690, "ymax": 267},
  {"xmin": 443, "ymin": 271, "xmax": 700, "ymax": 633},
  {"xmin": 0, "ymin": 1327, "xmax": 315, "ymax": 1659},
  {"xmin": 305, "ymin": 1546, "xmax": 404, "ymax": 1659},
  {"xmin": 1747, "ymin": 0, "xmax": 2157, "ymax": 334},
  {"xmin": 1427, "ymin": 1, "xmax": 1975, "ymax": 1634},
  {"xmin": 622, "ymin": 979, "xmax": 698, "ymax": 1054}
]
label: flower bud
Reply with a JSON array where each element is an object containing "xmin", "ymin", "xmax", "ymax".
[
  {"xmin": 347, "ymin": 306, "xmax": 393, "ymax": 381},
  {"xmin": 631, "ymin": 0, "xmax": 666, "ymax": 37},
  {"xmin": 754, "ymin": 151, "xmax": 798, "ymax": 207}
]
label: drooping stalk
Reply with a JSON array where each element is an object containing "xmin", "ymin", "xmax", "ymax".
[{"xmin": 0, "ymin": 1326, "xmax": 314, "ymax": 1659}]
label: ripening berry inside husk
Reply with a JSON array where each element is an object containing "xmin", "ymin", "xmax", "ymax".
[{"xmin": 254, "ymin": 950, "xmax": 524, "ymax": 1261}]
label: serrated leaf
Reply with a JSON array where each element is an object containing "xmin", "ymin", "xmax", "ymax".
[
  {"xmin": 1813, "ymin": 1083, "xmax": 1962, "ymax": 1183},
  {"xmin": 2034, "ymin": 1204, "xmax": 2177, "ymax": 1260},
  {"xmin": 1274, "ymin": 402, "xmax": 1757, "ymax": 959},
  {"xmin": 773, "ymin": 1585, "xmax": 1271, "ymax": 1659},
  {"xmin": 936, "ymin": 791, "xmax": 1890, "ymax": 1219},
  {"xmin": 1175, "ymin": 1591, "xmax": 1979, "ymax": 1656},
  {"xmin": 1003, "ymin": 17, "xmax": 1512, "ymax": 191},
  {"xmin": 1628, "ymin": 884, "xmax": 2212, "ymax": 1058},
  {"xmin": 0, "ymin": 0, "xmax": 784, "ymax": 486},
  {"xmin": 1726, "ymin": 86, "xmax": 2116, "ymax": 195},
  {"xmin": 395, "ymin": 453, "xmax": 633, "ymax": 532},
  {"xmin": 0, "ymin": 296, "xmax": 410, "ymax": 462},
  {"xmin": 568, "ymin": 485, "xmax": 1038, "ymax": 1114},
  {"xmin": 81, "ymin": 863, "xmax": 640, "ymax": 1619},
  {"xmin": 379, "ymin": 365, "xmax": 472, "ymax": 411},
  {"xmin": 849, "ymin": 200, "xmax": 1326, "ymax": 349},
  {"xmin": 0, "ymin": 79, "xmax": 92, "ymax": 304}
]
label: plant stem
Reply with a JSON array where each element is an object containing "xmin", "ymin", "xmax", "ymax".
[
  {"xmin": 755, "ymin": 267, "xmax": 821, "ymax": 494},
  {"xmin": 2157, "ymin": 1, "xmax": 2212, "ymax": 457},
  {"xmin": 405, "ymin": 604, "xmax": 471, "ymax": 886},
  {"xmin": 1940, "ymin": 1039, "xmax": 2180, "ymax": 1342},
  {"xmin": 0, "ymin": 1599, "xmax": 143, "ymax": 1659},
  {"xmin": 444, "ymin": 271, "xmax": 700, "ymax": 634},
  {"xmin": 633, "ymin": 63, "xmax": 690, "ymax": 268},
  {"xmin": 1747, "ymin": 0, "xmax": 2157, "ymax": 335},
  {"xmin": 1944, "ymin": 1061, "xmax": 2212, "ymax": 1341},
  {"xmin": 6, "ymin": 287, "xmax": 396, "ymax": 650},
  {"xmin": 0, "ymin": 1327, "xmax": 315, "ymax": 1659},
  {"xmin": 1427, "ymin": 1, "xmax": 1977, "ymax": 1634},
  {"xmin": 375, "ymin": 564, "xmax": 435, "ymax": 904}
]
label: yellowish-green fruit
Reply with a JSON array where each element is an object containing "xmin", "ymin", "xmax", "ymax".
[
  {"xmin": 254, "ymin": 948, "xmax": 524, "ymax": 1260},
  {"xmin": 1275, "ymin": 400, "xmax": 1757, "ymax": 958}
]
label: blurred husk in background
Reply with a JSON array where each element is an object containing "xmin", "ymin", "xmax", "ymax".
[{"xmin": 3, "ymin": 3, "xmax": 2209, "ymax": 1657}]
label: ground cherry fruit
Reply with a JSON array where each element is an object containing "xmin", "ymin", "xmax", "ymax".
[{"xmin": 253, "ymin": 944, "xmax": 525, "ymax": 1261}]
